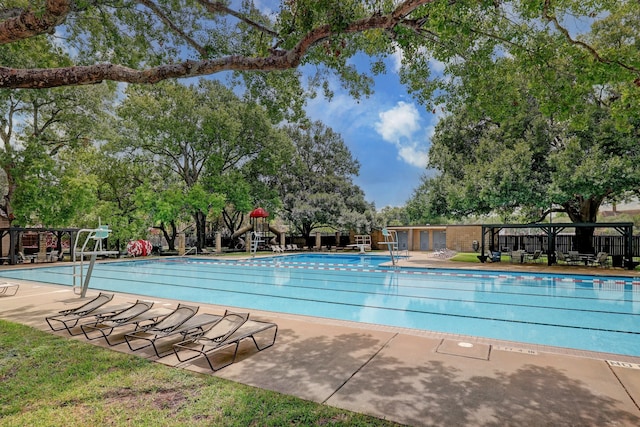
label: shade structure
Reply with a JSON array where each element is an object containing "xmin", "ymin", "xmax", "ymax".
[{"xmin": 249, "ymin": 207, "xmax": 269, "ymax": 218}]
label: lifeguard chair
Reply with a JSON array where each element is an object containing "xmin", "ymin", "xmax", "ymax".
[
  {"xmin": 249, "ymin": 207, "xmax": 269, "ymax": 255},
  {"xmin": 72, "ymin": 224, "xmax": 119, "ymax": 297}
]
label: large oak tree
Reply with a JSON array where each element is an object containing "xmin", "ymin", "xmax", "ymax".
[
  {"xmin": 1, "ymin": 1, "xmax": 637, "ymax": 102},
  {"xmin": 276, "ymin": 121, "xmax": 373, "ymax": 246}
]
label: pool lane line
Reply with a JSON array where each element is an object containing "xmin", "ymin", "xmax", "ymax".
[
  {"xmin": 22, "ymin": 263, "xmax": 640, "ymax": 317},
  {"xmin": 83, "ymin": 276, "xmax": 640, "ymax": 337},
  {"xmin": 71, "ymin": 270, "xmax": 640, "ymax": 333},
  {"xmin": 86, "ymin": 261, "xmax": 640, "ymax": 304},
  {"xmin": 81, "ymin": 263, "xmax": 640, "ymax": 311}
]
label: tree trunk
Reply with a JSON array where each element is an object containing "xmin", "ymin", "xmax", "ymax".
[
  {"xmin": 223, "ymin": 209, "xmax": 244, "ymax": 240},
  {"xmin": 194, "ymin": 210, "xmax": 206, "ymax": 250},
  {"xmin": 562, "ymin": 195, "xmax": 603, "ymax": 254},
  {"xmin": 0, "ymin": 166, "xmax": 17, "ymax": 225}
]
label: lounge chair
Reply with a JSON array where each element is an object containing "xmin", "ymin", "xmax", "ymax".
[
  {"xmin": 174, "ymin": 313, "xmax": 278, "ymax": 371},
  {"xmin": 45, "ymin": 292, "xmax": 118, "ymax": 335},
  {"xmin": 124, "ymin": 304, "xmax": 220, "ymax": 357},
  {"xmin": 0, "ymin": 282, "xmax": 19, "ymax": 296},
  {"xmin": 556, "ymin": 251, "xmax": 579, "ymax": 266},
  {"xmin": 81, "ymin": 300, "xmax": 167, "ymax": 345},
  {"xmin": 46, "ymin": 250, "xmax": 60, "ymax": 262},
  {"xmin": 18, "ymin": 251, "xmax": 36, "ymax": 263}
]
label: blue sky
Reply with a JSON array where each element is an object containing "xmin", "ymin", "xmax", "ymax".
[
  {"xmin": 303, "ymin": 56, "xmax": 443, "ymax": 209},
  {"xmin": 251, "ymin": 1, "xmax": 443, "ymax": 209}
]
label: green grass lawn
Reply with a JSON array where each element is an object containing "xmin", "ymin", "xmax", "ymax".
[
  {"xmin": 449, "ymin": 252, "xmax": 640, "ymax": 270},
  {"xmin": 448, "ymin": 252, "xmax": 483, "ymax": 263},
  {"xmin": 0, "ymin": 320, "xmax": 400, "ymax": 427}
]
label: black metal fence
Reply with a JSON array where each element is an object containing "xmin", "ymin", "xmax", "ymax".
[{"xmin": 496, "ymin": 235, "xmax": 640, "ymax": 257}]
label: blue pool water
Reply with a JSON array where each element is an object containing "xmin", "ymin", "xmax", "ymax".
[{"xmin": 2, "ymin": 254, "xmax": 639, "ymax": 357}]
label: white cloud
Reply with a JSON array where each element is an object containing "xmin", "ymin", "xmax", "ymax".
[
  {"xmin": 374, "ymin": 101, "xmax": 430, "ymax": 168},
  {"xmin": 398, "ymin": 145, "xmax": 429, "ymax": 168},
  {"xmin": 375, "ymin": 101, "xmax": 420, "ymax": 140},
  {"xmin": 390, "ymin": 46, "xmax": 403, "ymax": 73}
]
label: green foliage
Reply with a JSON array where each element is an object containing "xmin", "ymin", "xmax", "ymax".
[
  {"xmin": 376, "ymin": 206, "xmax": 410, "ymax": 227},
  {"xmin": 11, "ymin": 147, "xmax": 99, "ymax": 227},
  {"xmin": 276, "ymin": 121, "xmax": 374, "ymax": 240},
  {"xmin": 412, "ymin": 69, "xmax": 640, "ymax": 225},
  {"xmin": 117, "ymin": 79, "xmax": 290, "ymax": 247}
]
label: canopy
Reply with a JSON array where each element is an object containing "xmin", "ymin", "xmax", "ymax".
[{"xmin": 249, "ymin": 207, "xmax": 269, "ymax": 218}]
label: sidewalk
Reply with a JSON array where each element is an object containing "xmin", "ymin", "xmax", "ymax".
[{"xmin": 2, "ymin": 257, "xmax": 640, "ymax": 426}]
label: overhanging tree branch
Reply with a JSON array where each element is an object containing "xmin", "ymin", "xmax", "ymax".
[
  {"xmin": 0, "ymin": 0, "xmax": 435, "ymax": 89},
  {"xmin": 0, "ymin": 0, "xmax": 72, "ymax": 44},
  {"xmin": 542, "ymin": 0, "xmax": 640, "ymax": 76}
]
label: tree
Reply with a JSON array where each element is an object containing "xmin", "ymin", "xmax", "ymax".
[
  {"xmin": 277, "ymin": 121, "xmax": 373, "ymax": 245},
  {"xmin": 83, "ymin": 148, "xmax": 151, "ymax": 249},
  {"xmin": 376, "ymin": 206, "xmax": 410, "ymax": 227},
  {"xmin": 11, "ymin": 145, "xmax": 99, "ymax": 227},
  {"xmin": 416, "ymin": 55, "xmax": 640, "ymax": 252},
  {"xmin": 117, "ymin": 79, "xmax": 286, "ymax": 249},
  {"xmin": 2, "ymin": 1, "xmax": 638, "ymax": 105},
  {"xmin": 405, "ymin": 176, "xmax": 449, "ymax": 225},
  {"xmin": 134, "ymin": 182, "xmax": 185, "ymax": 251},
  {"xmin": 0, "ymin": 35, "xmax": 115, "ymax": 224}
]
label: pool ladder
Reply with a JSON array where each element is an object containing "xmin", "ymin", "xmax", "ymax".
[{"xmin": 250, "ymin": 232, "xmax": 264, "ymax": 256}]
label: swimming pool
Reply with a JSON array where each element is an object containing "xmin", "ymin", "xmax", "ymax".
[{"xmin": 2, "ymin": 254, "xmax": 639, "ymax": 357}]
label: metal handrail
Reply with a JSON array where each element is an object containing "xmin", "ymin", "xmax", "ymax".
[{"xmin": 182, "ymin": 247, "xmax": 198, "ymax": 256}]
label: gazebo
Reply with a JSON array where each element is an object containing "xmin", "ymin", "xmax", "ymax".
[
  {"xmin": 479, "ymin": 222, "xmax": 636, "ymax": 270},
  {"xmin": 0, "ymin": 227, "xmax": 81, "ymax": 265}
]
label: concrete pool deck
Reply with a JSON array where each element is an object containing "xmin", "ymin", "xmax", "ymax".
[{"xmin": 1, "ymin": 253, "xmax": 640, "ymax": 426}]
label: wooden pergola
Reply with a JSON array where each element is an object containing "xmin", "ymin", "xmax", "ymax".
[
  {"xmin": 480, "ymin": 222, "xmax": 636, "ymax": 270},
  {"xmin": 0, "ymin": 227, "xmax": 81, "ymax": 265}
]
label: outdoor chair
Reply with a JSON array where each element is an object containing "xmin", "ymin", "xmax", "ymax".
[
  {"xmin": 124, "ymin": 304, "xmax": 221, "ymax": 357},
  {"xmin": 567, "ymin": 251, "xmax": 582, "ymax": 265},
  {"xmin": 525, "ymin": 250, "xmax": 542, "ymax": 263},
  {"xmin": 556, "ymin": 251, "xmax": 580, "ymax": 266},
  {"xmin": 489, "ymin": 251, "xmax": 501, "ymax": 262},
  {"xmin": 174, "ymin": 313, "xmax": 278, "ymax": 371},
  {"xmin": 0, "ymin": 282, "xmax": 19, "ymax": 297},
  {"xmin": 45, "ymin": 292, "xmax": 120, "ymax": 335},
  {"xmin": 589, "ymin": 252, "xmax": 610, "ymax": 268},
  {"xmin": 46, "ymin": 250, "xmax": 60, "ymax": 262},
  {"xmin": 18, "ymin": 252, "xmax": 36, "ymax": 263},
  {"xmin": 555, "ymin": 251, "xmax": 568, "ymax": 264},
  {"xmin": 80, "ymin": 300, "xmax": 169, "ymax": 345},
  {"xmin": 510, "ymin": 250, "xmax": 525, "ymax": 263}
]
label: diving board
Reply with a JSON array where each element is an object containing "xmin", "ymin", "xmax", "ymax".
[{"xmin": 345, "ymin": 235, "xmax": 371, "ymax": 253}]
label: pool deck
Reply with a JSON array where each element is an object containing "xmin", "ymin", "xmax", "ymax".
[{"xmin": 2, "ymin": 253, "xmax": 640, "ymax": 426}]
